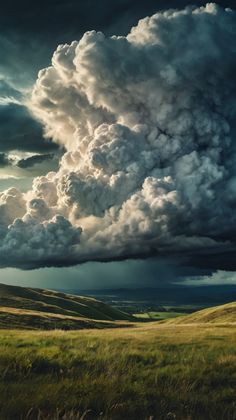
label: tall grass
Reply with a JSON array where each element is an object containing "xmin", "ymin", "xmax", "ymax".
[{"xmin": 0, "ymin": 324, "xmax": 236, "ymax": 419}]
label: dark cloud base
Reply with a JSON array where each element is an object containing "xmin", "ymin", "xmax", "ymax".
[
  {"xmin": 0, "ymin": 103, "xmax": 58, "ymax": 154},
  {"xmin": 0, "ymin": 153, "xmax": 10, "ymax": 167},
  {"xmin": 17, "ymin": 154, "xmax": 55, "ymax": 169},
  {"xmin": 1, "ymin": 248, "xmax": 235, "ymax": 273}
]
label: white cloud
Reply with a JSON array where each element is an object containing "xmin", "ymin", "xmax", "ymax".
[
  {"xmin": 0, "ymin": 215, "xmax": 82, "ymax": 268},
  {"xmin": 0, "ymin": 3, "xmax": 236, "ymax": 269},
  {"xmin": 182, "ymin": 270, "xmax": 236, "ymax": 286}
]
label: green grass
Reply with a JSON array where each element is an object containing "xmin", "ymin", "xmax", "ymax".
[
  {"xmin": 133, "ymin": 311, "xmax": 185, "ymax": 320},
  {"xmin": 1, "ymin": 287, "xmax": 236, "ymax": 419},
  {"xmin": 0, "ymin": 323, "xmax": 236, "ymax": 420}
]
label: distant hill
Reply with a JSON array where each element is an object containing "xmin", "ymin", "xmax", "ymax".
[
  {"xmin": 0, "ymin": 283, "xmax": 134, "ymax": 330},
  {"xmin": 167, "ymin": 301, "xmax": 236, "ymax": 324}
]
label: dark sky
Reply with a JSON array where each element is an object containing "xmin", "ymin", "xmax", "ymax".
[{"xmin": 0, "ymin": 1, "xmax": 236, "ymax": 289}]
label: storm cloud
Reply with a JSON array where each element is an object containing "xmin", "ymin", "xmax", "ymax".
[
  {"xmin": 0, "ymin": 3, "xmax": 236, "ymax": 270},
  {"xmin": 16, "ymin": 154, "xmax": 55, "ymax": 169},
  {"xmin": 0, "ymin": 153, "xmax": 11, "ymax": 167},
  {"xmin": 0, "ymin": 102, "xmax": 58, "ymax": 154}
]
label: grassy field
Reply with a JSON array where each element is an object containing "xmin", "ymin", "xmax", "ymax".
[
  {"xmin": 133, "ymin": 311, "xmax": 186, "ymax": 320},
  {"xmin": 0, "ymin": 323, "xmax": 236, "ymax": 420},
  {"xmin": 0, "ymin": 285, "xmax": 236, "ymax": 419}
]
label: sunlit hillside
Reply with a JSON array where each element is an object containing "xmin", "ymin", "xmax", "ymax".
[{"xmin": 167, "ymin": 301, "xmax": 236, "ymax": 324}]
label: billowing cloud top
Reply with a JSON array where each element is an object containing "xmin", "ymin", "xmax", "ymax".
[{"xmin": 0, "ymin": 3, "xmax": 236, "ymax": 269}]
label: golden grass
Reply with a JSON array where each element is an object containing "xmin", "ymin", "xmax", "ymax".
[
  {"xmin": 0, "ymin": 322, "xmax": 236, "ymax": 419},
  {"xmin": 166, "ymin": 301, "xmax": 236, "ymax": 324}
]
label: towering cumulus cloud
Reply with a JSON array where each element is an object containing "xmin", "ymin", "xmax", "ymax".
[{"xmin": 0, "ymin": 3, "xmax": 236, "ymax": 269}]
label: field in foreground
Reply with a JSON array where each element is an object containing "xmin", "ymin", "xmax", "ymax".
[{"xmin": 0, "ymin": 323, "xmax": 236, "ymax": 420}]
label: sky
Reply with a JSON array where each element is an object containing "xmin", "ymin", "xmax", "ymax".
[{"xmin": 0, "ymin": 0, "xmax": 236, "ymax": 290}]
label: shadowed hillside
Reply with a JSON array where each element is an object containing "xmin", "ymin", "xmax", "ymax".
[
  {"xmin": 0, "ymin": 306, "xmax": 129, "ymax": 330},
  {"xmin": 0, "ymin": 283, "xmax": 134, "ymax": 329},
  {"xmin": 167, "ymin": 301, "xmax": 236, "ymax": 324}
]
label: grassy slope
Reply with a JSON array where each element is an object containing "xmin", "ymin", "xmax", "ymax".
[
  {"xmin": 0, "ymin": 307, "xmax": 130, "ymax": 330},
  {"xmin": 0, "ymin": 283, "xmax": 134, "ymax": 326},
  {"xmin": 0, "ymin": 323, "xmax": 236, "ymax": 420},
  {"xmin": 167, "ymin": 301, "xmax": 236, "ymax": 324}
]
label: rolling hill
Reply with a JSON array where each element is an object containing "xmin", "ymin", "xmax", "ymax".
[
  {"xmin": 0, "ymin": 285, "xmax": 235, "ymax": 419},
  {"xmin": 167, "ymin": 301, "xmax": 236, "ymax": 324},
  {"xmin": 1, "ymin": 282, "xmax": 235, "ymax": 330},
  {"xmin": 0, "ymin": 283, "xmax": 134, "ymax": 330}
]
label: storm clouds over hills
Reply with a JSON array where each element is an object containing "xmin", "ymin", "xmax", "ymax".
[{"xmin": 0, "ymin": 3, "xmax": 236, "ymax": 273}]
